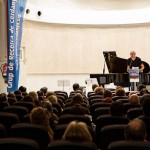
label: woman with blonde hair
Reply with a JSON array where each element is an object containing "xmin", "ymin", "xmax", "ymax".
[{"xmin": 62, "ymin": 121, "xmax": 92, "ymax": 142}]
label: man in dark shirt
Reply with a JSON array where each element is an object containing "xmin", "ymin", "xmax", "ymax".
[
  {"xmin": 127, "ymin": 50, "xmax": 144, "ymax": 72},
  {"xmin": 127, "ymin": 50, "xmax": 144, "ymax": 91}
]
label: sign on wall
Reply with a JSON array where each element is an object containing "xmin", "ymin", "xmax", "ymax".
[{"xmin": 7, "ymin": 0, "xmax": 26, "ymax": 92}]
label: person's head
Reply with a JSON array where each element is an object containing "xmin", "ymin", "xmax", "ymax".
[
  {"xmin": 115, "ymin": 88, "xmax": 126, "ymax": 96},
  {"xmin": 73, "ymin": 83, "xmax": 80, "ymax": 91},
  {"xmin": 125, "ymin": 119, "xmax": 147, "ymax": 141},
  {"xmin": 128, "ymin": 94, "xmax": 139, "ymax": 104},
  {"xmin": 14, "ymin": 90, "xmax": 22, "ymax": 95},
  {"xmin": 62, "ymin": 121, "xmax": 92, "ymax": 142},
  {"xmin": 28, "ymin": 91, "xmax": 38, "ymax": 100},
  {"xmin": 71, "ymin": 93, "xmax": 84, "ymax": 105},
  {"xmin": 47, "ymin": 95, "xmax": 58, "ymax": 103},
  {"xmin": 94, "ymin": 86, "xmax": 104, "ymax": 95},
  {"xmin": 103, "ymin": 90, "xmax": 112, "ymax": 98},
  {"xmin": 7, "ymin": 92, "xmax": 16, "ymax": 98},
  {"xmin": 30, "ymin": 107, "xmax": 50, "ymax": 130},
  {"xmin": 141, "ymin": 94, "xmax": 150, "ymax": 116},
  {"xmin": 39, "ymin": 100, "xmax": 53, "ymax": 113},
  {"xmin": 46, "ymin": 92, "xmax": 56, "ymax": 99},
  {"xmin": 19, "ymin": 86, "xmax": 27, "ymax": 92},
  {"xmin": 130, "ymin": 50, "xmax": 136, "ymax": 59},
  {"xmin": 140, "ymin": 88, "xmax": 149, "ymax": 96},
  {"xmin": 22, "ymin": 95, "xmax": 34, "ymax": 103},
  {"xmin": 92, "ymin": 84, "xmax": 98, "ymax": 91},
  {"xmin": 110, "ymin": 101, "xmax": 124, "ymax": 116},
  {"xmin": 0, "ymin": 93, "xmax": 7, "ymax": 101},
  {"xmin": 40, "ymin": 87, "xmax": 48, "ymax": 95},
  {"xmin": 138, "ymin": 84, "xmax": 146, "ymax": 92}
]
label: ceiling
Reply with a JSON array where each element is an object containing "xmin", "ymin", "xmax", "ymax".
[{"xmin": 27, "ymin": 0, "xmax": 150, "ymax": 11}]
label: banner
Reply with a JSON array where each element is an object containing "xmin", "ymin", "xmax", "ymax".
[{"xmin": 7, "ymin": 0, "xmax": 27, "ymax": 92}]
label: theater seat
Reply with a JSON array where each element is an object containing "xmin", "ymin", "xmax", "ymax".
[
  {"xmin": 47, "ymin": 140, "xmax": 97, "ymax": 150},
  {"xmin": 108, "ymin": 140, "xmax": 150, "ymax": 150},
  {"xmin": 0, "ymin": 138, "xmax": 40, "ymax": 150},
  {"xmin": 10, "ymin": 123, "xmax": 50, "ymax": 150}
]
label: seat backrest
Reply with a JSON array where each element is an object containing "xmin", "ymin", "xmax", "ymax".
[
  {"xmin": 10, "ymin": 123, "xmax": 50, "ymax": 150},
  {"xmin": 91, "ymin": 102, "xmax": 111, "ymax": 116},
  {"xmin": 53, "ymin": 124, "xmax": 67, "ymax": 140},
  {"xmin": 117, "ymin": 99, "xmax": 129, "ymax": 103},
  {"xmin": 127, "ymin": 108, "xmax": 143, "ymax": 120},
  {"xmin": 0, "ymin": 112, "xmax": 19, "ymax": 133},
  {"xmin": 89, "ymin": 98, "xmax": 103, "ymax": 106},
  {"xmin": 123, "ymin": 103, "xmax": 141, "ymax": 114},
  {"xmin": 138, "ymin": 116, "xmax": 150, "ymax": 141},
  {"xmin": 0, "ymin": 101, "xmax": 9, "ymax": 112},
  {"xmin": 98, "ymin": 124, "xmax": 126, "ymax": 150},
  {"xmin": 3, "ymin": 105, "xmax": 28, "ymax": 121},
  {"xmin": 47, "ymin": 141, "xmax": 97, "ymax": 150},
  {"xmin": 58, "ymin": 114, "xmax": 92, "ymax": 127},
  {"xmin": 95, "ymin": 115, "xmax": 130, "ymax": 147},
  {"xmin": 0, "ymin": 137, "xmax": 40, "ymax": 150},
  {"xmin": 112, "ymin": 96, "xmax": 128, "ymax": 101},
  {"xmin": 13, "ymin": 101, "xmax": 35, "ymax": 112},
  {"xmin": 0, "ymin": 124, "xmax": 7, "ymax": 138},
  {"xmin": 92, "ymin": 107, "xmax": 110, "ymax": 123},
  {"xmin": 108, "ymin": 140, "xmax": 150, "ymax": 150}
]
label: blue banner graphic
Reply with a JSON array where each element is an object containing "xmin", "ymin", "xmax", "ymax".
[{"xmin": 7, "ymin": 0, "xmax": 27, "ymax": 92}]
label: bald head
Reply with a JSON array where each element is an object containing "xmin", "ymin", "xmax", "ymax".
[{"xmin": 125, "ymin": 119, "xmax": 146, "ymax": 141}]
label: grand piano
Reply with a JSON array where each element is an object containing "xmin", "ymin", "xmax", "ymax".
[{"xmin": 90, "ymin": 51, "xmax": 150, "ymax": 87}]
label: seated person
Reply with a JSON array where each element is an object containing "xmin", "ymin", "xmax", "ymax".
[
  {"xmin": 62, "ymin": 120, "xmax": 92, "ymax": 143},
  {"xmin": 102, "ymin": 89, "xmax": 113, "ymax": 103},
  {"xmin": 128, "ymin": 94, "xmax": 140, "ymax": 105},
  {"xmin": 30, "ymin": 107, "xmax": 54, "ymax": 142},
  {"xmin": 109, "ymin": 101, "xmax": 125, "ymax": 117},
  {"xmin": 125, "ymin": 118, "xmax": 147, "ymax": 141}
]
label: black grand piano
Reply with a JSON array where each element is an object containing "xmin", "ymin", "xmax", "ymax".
[{"xmin": 90, "ymin": 51, "xmax": 150, "ymax": 87}]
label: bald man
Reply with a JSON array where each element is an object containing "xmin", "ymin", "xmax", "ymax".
[{"xmin": 125, "ymin": 119, "xmax": 147, "ymax": 141}]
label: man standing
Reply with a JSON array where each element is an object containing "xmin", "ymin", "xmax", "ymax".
[
  {"xmin": 127, "ymin": 50, "xmax": 144, "ymax": 91},
  {"xmin": 127, "ymin": 50, "xmax": 144, "ymax": 72}
]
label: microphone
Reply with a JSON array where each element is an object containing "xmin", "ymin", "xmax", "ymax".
[{"xmin": 130, "ymin": 60, "xmax": 132, "ymax": 67}]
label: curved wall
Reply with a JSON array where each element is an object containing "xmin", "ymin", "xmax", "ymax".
[{"xmin": 24, "ymin": 2, "xmax": 150, "ymax": 25}]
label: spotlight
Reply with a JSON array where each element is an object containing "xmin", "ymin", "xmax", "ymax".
[
  {"xmin": 37, "ymin": 11, "xmax": 42, "ymax": 16},
  {"xmin": 26, "ymin": 9, "xmax": 30, "ymax": 14}
]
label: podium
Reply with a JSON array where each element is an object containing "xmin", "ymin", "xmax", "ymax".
[{"xmin": 129, "ymin": 67, "xmax": 139, "ymax": 91}]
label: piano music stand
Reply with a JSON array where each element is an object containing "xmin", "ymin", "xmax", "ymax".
[
  {"xmin": 57, "ymin": 80, "xmax": 70, "ymax": 91},
  {"xmin": 85, "ymin": 78, "xmax": 98, "ymax": 86}
]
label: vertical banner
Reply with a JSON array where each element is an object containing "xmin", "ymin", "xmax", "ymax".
[{"xmin": 7, "ymin": 0, "xmax": 27, "ymax": 92}]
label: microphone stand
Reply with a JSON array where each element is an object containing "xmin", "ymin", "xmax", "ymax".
[{"xmin": 103, "ymin": 60, "xmax": 105, "ymax": 74}]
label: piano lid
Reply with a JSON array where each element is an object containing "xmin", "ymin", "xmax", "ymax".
[{"xmin": 103, "ymin": 51, "xmax": 150, "ymax": 73}]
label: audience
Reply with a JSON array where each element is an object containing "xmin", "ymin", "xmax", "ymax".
[
  {"xmin": 62, "ymin": 120, "xmax": 92, "ymax": 143},
  {"xmin": 125, "ymin": 118, "xmax": 147, "ymax": 141}
]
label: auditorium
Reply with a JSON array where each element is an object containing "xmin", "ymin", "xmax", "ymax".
[{"xmin": 0, "ymin": 0, "xmax": 150, "ymax": 149}]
